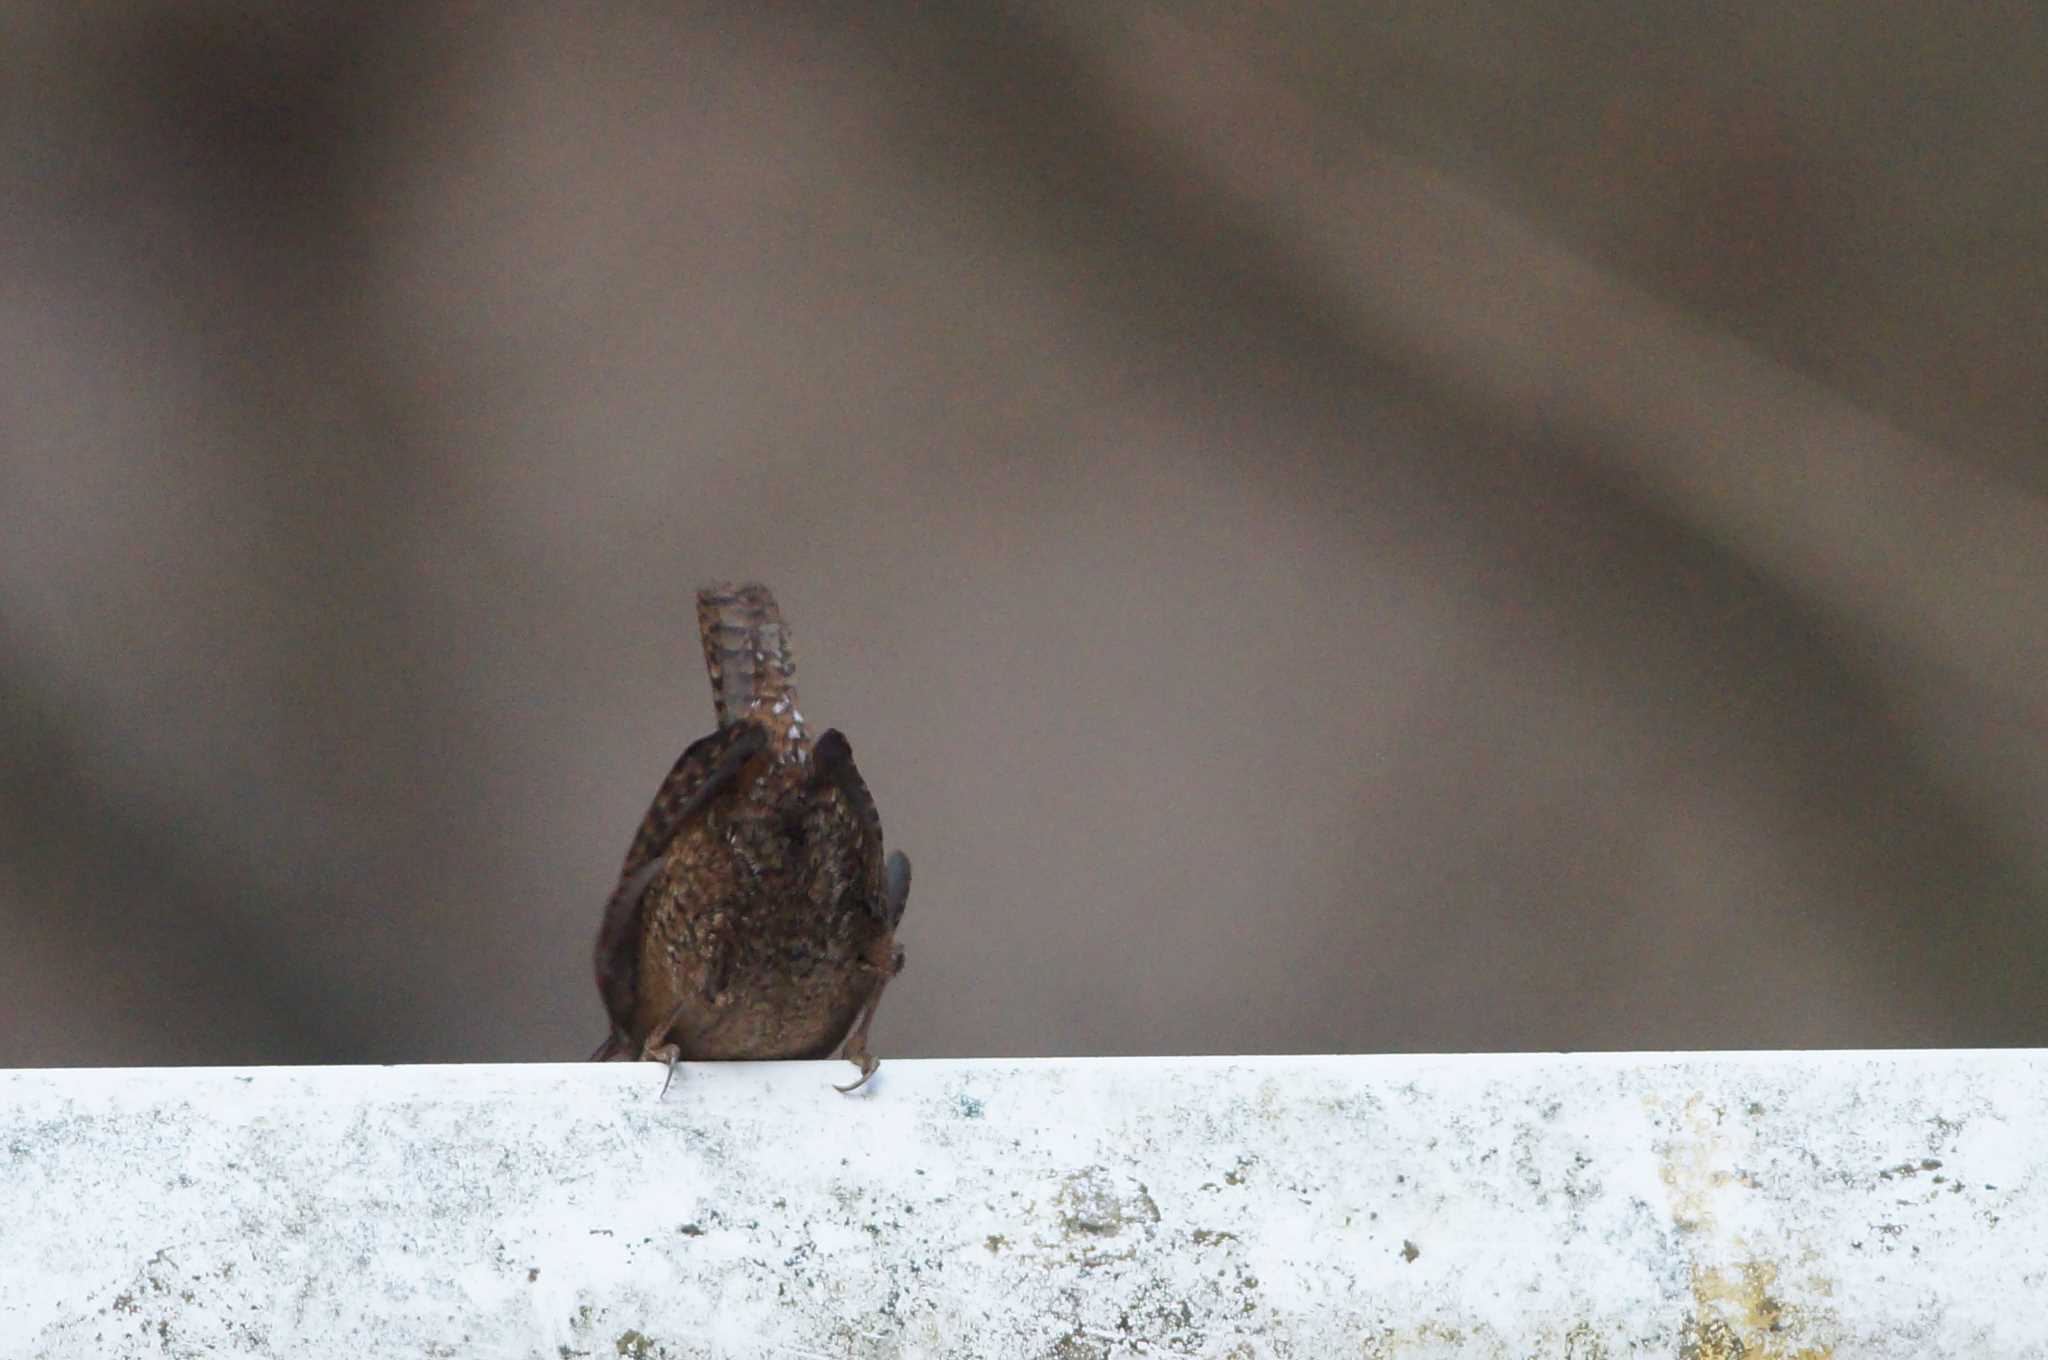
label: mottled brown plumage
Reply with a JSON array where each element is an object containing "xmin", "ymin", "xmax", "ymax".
[{"xmin": 593, "ymin": 583, "xmax": 908, "ymax": 1091}]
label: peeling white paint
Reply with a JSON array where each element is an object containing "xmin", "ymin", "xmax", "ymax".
[{"xmin": 3, "ymin": 1053, "xmax": 2046, "ymax": 1357}]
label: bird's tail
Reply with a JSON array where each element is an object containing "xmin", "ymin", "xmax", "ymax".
[{"xmin": 696, "ymin": 582, "xmax": 809, "ymax": 757}]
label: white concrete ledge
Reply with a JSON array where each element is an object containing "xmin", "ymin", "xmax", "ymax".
[{"xmin": 3, "ymin": 1053, "xmax": 2045, "ymax": 1357}]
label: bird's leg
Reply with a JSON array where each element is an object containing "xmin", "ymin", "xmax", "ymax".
[
  {"xmin": 641, "ymin": 931, "xmax": 743, "ymax": 1094},
  {"xmin": 833, "ymin": 944, "xmax": 906, "ymax": 1094},
  {"xmin": 641, "ymin": 999, "xmax": 694, "ymax": 1096}
]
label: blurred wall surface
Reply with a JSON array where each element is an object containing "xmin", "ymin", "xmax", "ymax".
[{"xmin": 5, "ymin": 4, "xmax": 2045, "ymax": 1066}]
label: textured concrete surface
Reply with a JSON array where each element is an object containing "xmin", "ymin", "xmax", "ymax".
[{"xmin": 3, "ymin": 1053, "xmax": 2045, "ymax": 1357}]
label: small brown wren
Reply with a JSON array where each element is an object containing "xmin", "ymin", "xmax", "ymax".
[{"xmin": 592, "ymin": 583, "xmax": 909, "ymax": 1092}]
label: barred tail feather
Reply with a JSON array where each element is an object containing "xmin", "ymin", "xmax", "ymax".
[{"xmin": 696, "ymin": 582, "xmax": 809, "ymax": 758}]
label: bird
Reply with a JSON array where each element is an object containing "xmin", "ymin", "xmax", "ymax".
[{"xmin": 592, "ymin": 582, "xmax": 909, "ymax": 1092}]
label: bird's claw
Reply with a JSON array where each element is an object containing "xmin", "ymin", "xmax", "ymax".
[
  {"xmin": 641, "ymin": 1040, "xmax": 683, "ymax": 1096},
  {"xmin": 834, "ymin": 1051, "xmax": 880, "ymax": 1094}
]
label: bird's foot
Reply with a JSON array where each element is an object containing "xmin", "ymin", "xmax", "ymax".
[
  {"xmin": 641, "ymin": 1038, "xmax": 684, "ymax": 1096},
  {"xmin": 833, "ymin": 1047, "xmax": 880, "ymax": 1094},
  {"xmin": 831, "ymin": 943, "xmax": 903, "ymax": 1094}
]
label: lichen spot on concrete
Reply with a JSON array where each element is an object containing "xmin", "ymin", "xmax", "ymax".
[{"xmin": 1058, "ymin": 1167, "xmax": 1161, "ymax": 1238}]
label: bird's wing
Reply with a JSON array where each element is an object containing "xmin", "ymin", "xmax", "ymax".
[{"xmin": 592, "ymin": 720, "xmax": 768, "ymax": 1048}]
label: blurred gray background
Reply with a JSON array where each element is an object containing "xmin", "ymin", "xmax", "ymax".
[{"xmin": 4, "ymin": 4, "xmax": 2045, "ymax": 1067}]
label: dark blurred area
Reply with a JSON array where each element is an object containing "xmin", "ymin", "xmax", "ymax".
[{"xmin": 4, "ymin": 4, "xmax": 2045, "ymax": 1067}]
